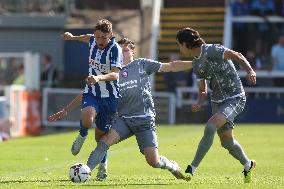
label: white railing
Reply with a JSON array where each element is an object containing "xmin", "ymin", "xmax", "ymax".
[
  {"xmin": 223, "ymin": 0, "xmax": 284, "ymax": 48},
  {"xmin": 176, "ymin": 86, "xmax": 284, "ymax": 107},
  {"xmin": 238, "ymin": 70, "xmax": 284, "ymax": 78},
  {"xmin": 42, "ymin": 88, "xmax": 81, "ymax": 127},
  {"xmin": 153, "ymin": 91, "xmax": 176, "ymax": 125},
  {"xmin": 42, "ymin": 88, "xmax": 177, "ymax": 127},
  {"xmin": 0, "ymin": 52, "xmax": 40, "ymax": 90}
]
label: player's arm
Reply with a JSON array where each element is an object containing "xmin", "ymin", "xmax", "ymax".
[
  {"xmin": 48, "ymin": 92, "xmax": 82, "ymax": 122},
  {"xmin": 159, "ymin": 60, "xmax": 193, "ymax": 72},
  {"xmin": 224, "ymin": 49, "xmax": 256, "ymax": 85},
  {"xmin": 191, "ymin": 79, "xmax": 207, "ymax": 112},
  {"xmin": 61, "ymin": 32, "xmax": 91, "ymax": 43},
  {"xmin": 86, "ymin": 67, "xmax": 120, "ymax": 85}
]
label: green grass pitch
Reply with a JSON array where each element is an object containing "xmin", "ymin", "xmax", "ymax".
[{"xmin": 0, "ymin": 124, "xmax": 284, "ymax": 189}]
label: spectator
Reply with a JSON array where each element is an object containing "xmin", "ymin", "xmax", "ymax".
[
  {"xmin": 274, "ymin": 0, "xmax": 284, "ymax": 16},
  {"xmin": 41, "ymin": 54, "xmax": 57, "ymax": 88},
  {"xmin": 251, "ymin": 0, "xmax": 276, "ymax": 55},
  {"xmin": 271, "ymin": 34, "xmax": 284, "ymax": 70},
  {"xmin": 12, "ymin": 64, "xmax": 24, "ymax": 85},
  {"xmin": 271, "ymin": 34, "xmax": 284, "ymax": 86},
  {"xmin": 231, "ymin": 0, "xmax": 250, "ymax": 54}
]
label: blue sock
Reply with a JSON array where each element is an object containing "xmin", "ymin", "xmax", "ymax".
[
  {"xmin": 100, "ymin": 152, "xmax": 107, "ymax": 163},
  {"xmin": 79, "ymin": 120, "xmax": 88, "ymax": 137}
]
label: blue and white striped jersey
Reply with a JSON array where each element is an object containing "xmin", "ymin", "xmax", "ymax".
[{"xmin": 84, "ymin": 35, "xmax": 123, "ymax": 98}]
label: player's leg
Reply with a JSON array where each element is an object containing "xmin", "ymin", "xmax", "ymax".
[
  {"xmin": 143, "ymin": 146, "xmax": 186, "ymax": 180},
  {"xmin": 71, "ymin": 93, "xmax": 98, "ymax": 155},
  {"xmin": 185, "ymin": 102, "xmax": 226, "ymax": 180},
  {"xmin": 93, "ymin": 97, "xmax": 118, "ymax": 180},
  {"xmin": 217, "ymin": 96, "xmax": 256, "ymax": 183},
  {"xmin": 87, "ymin": 129, "xmax": 120, "ymax": 170},
  {"xmin": 129, "ymin": 116, "xmax": 186, "ymax": 180},
  {"xmin": 87, "ymin": 116, "xmax": 133, "ymax": 179}
]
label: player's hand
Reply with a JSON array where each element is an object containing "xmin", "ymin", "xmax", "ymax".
[
  {"xmin": 86, "ymin": 75, "xmax": 100, "ymax": 85},
  {"xmin": 191, "ymin": 104, "xmax": 202, "ymax": 112},
  {"xmin": 61, "ymin": 32, "xmax": 73, "ymax": 40},
  {"xmin": 48, "ymin": 109, "xmax": 67, "ymax": 122},
  {"xmin": 246, "ymin": 70, "xmax": 256, "ymax": 85}
]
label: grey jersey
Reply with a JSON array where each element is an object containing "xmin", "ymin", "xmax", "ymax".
[
  {"xmin": 192, "ymin": 44, "xmax": 245, "ymax": 102},
  {"xmin": 118, "ymin": 58, "xmax": 162, "ymax": 117}
]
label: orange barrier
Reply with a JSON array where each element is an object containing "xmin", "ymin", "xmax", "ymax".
[{"xmin": 9, "ymin": 88, "xmax": 41, "ymax": 137}]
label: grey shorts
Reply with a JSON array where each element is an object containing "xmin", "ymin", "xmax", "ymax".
[
  {"xmin": 112, "ymin": 116, "xmax": 158, "ymax": 154},
  {"xmin": 211, "ymin": 95, "xmax": 246, "ymax": 134}
]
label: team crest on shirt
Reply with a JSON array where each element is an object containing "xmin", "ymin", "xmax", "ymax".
[{"xmin": 122, "ymin": 70, "xmax": 128, "ymax": 78}]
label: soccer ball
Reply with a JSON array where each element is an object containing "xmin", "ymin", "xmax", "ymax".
[{"xmin": 69, "ymin": 163, "xmax": 91, "ymax": 183}]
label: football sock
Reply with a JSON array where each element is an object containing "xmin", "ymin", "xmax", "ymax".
[
  {"xmin": 79, "ymin": 120, "xmax": 88, "ymax": 137},
  {"xmin": 100, "ymin": 152, "xmax": 108, "ymax": 164},
  {"xmin": 155, "ymin": 155, "xmax": 177, "ymax": 172},
  {"xmin": 191, "ymin": 123, "xmax": 216, "ymax": 167},
  {"xmin": 244, "ymin": 160, "xmax": 252, "ymax": 171},
  {"xmin": 221, "ymin": 138, "xmax": 249, "ymax": 166},
  {"xmin": 87, "ymin": 140, "xmax": 109, "ymax": 170},
  {"xmin": 191, "ymin": 165, "xmax": 197, "ymax": 174}
]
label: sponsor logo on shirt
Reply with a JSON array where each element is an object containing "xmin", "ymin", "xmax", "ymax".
[
  {"xmin": 89, "ymin": 59, "xmax": 108, "ymax": 72},
  {"xmin": 122, "ymin": 71, "xmax": 128, "ymax": 78}
]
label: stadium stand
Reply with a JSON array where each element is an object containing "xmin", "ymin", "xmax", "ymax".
[{"xmin": 156, "ymin": 4, "xmax": 225, "ymax": 91}]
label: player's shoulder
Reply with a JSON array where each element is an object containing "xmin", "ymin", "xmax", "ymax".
[
  {"xmin": 206, "ymin": 43, "xmax": 224, "ymax": 50},
  {"xmin": 204, "ymin": 43, "xmax": 226, "ymax": 55},
  {"xmin": 137, "ymin": 58, "xmax": 159, "ymax": 64},
  {"xmin": 89, "ymin": 34, "xmax": 95, "ymax": 44},
  {"xmin": 110, "ymin": 41, "xmax": 122, "ymax": 51}
]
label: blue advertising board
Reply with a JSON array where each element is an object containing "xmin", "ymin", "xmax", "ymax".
[
  {"xmin": 237, "ymin": 98, "xmax": 284, "ymax": 123},
  {"xmin": 64, "ymin": 29, "xmax": 93, "ymax": 77},
  {"xmin": 207, "ymin": 97, "xmax": 284, "ymax": 123}
]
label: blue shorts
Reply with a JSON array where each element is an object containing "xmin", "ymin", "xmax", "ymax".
[{"xmin": 82, "ymin": 93, "xmax": 118, "ymax": 132}]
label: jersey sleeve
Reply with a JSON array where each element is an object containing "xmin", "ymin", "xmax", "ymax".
[
  {"xmin": 110, "ymin": 45, "xmax": 123, "ymax": 70},
  {"xmin": 207, "ymin": 44, "xmax": 227, "ymax": 60},
  {"xmin": 142, "ymin": 58, "xmax": 162, "ymax": 75},
  {"xmin": 89, "ymin": 35, "xmax": 95, "ymax": 47},
  {"xmin": 192, "ymin": 59, "xmax": 203, "ymax": 81}
]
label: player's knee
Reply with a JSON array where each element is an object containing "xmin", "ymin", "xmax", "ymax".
[
  {"xmin": 204, "ymin": 122, "xmax": 216, "ymax": 137},
  {"xmin": 221, "ymin": 138, "xmax": 234, "ymax": 149},
  {"xmin": 146, "ymin": 157, "xmax": 159, "ymax": 168},
  {"xmin": 148, "ymin": 160, "xmax": 160, "ymax": 168},
  {"xmin": 81, "ymin": 118, "xmax": 93, "ymax": 128},
  {"xmin": 100, "ymin": 129, "xmax": 120, "ymax": 146}
]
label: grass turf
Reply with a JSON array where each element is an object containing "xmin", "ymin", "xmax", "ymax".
[{"xmin": 0, "ymin": 124, "xmax": 284, "ymax": 189}]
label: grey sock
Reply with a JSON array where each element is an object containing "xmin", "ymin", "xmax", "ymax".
[
  {"xmin": 221, "ymin": 138, "xmax": 249, "ymax": 165},
  {"xmin": 154, "ymin": 156, "xmax": 175, "ymax": 171},
  {"xmin": 87, "ymin": 140, "xmax": 109, "ymax": 170},
  {"xmin": 191, "ymin": 123, "xmax": 216, "ymax": 167}
]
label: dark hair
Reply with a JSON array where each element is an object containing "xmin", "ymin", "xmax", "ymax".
[
  {"xmin": 117, "ymin": 38, "xmax": 135, "ymax": 50},
  {"xmin": 176, "ymin": 27, "xmax": 205, "ymax": 49},
  {"xmin": 95, "ymin": 19, "xmax": 112, "ymax": 33},
  {"xmin": 44, "ymin": 54, "xmax": 51, "ymax": 62}
]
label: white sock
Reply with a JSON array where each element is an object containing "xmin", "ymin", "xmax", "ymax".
[
  {"xmin": 244, "ymin": 160, "xmax": 251, "ymax": 171},
  {"xmin": 157, "ymin": 156, "xmax": 177, "ymax": 172},
  {"xmin": 191, "ymin": 165, "xmax": 197, "ymax": 174}
]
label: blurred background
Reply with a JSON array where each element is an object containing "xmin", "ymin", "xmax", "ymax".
[{"xmin": 0, "ymin": 0, "xmax": 284, "ymax": 141}]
